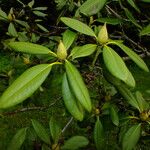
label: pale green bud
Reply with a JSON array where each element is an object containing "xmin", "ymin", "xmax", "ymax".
[
  {"xmin": 57, "ymin": 40, "xmax": 67, "ymax": 60},
  {"xmin": 98, "ymin": 23, "xmax": 108, "ymax": 44}
]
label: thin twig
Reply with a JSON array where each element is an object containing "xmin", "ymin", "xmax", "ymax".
[
  {"xmin": 2, "ymin": 98, "xmax": 60, "ymax": 116},
  {"xmin": 61, "ymin": 117, "xmax": 73, "ymax": 133}
]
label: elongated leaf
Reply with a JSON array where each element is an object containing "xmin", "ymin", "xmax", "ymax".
[
  {"xmin": 127, "ymin": 0, "xmax": 140, "ymax": 13},
  {"xmin": 63, "ymin": 30, "xmax": 77, "ymax": 50},
  {"xmin": 96, "ymin": 17, "xmax": 123, "ymax": 25},
  {"xmin": 0, "ymin": 8, "xmax": 8, "ymax": 20},
  {"xmin": 62, "ymin": 73, "xmax": 84, "ymax": 121},
  {"xmin": 33, "ymin": 7, "xmax": 48, "ymax": 11},
  {"xmin": 141, "ymin": 0, "xmax": 150, "ymax": 2},
  {"xmin": 0, "ymin": 64, "xmax": 52, "ymax": 109},
  {"xmin": 110, "ymin": 42, "xmax": 149, "ymax": 72},
  {"xmin": 8, "ymin": 42, "xmax": 57, "ymax": 56},
  {"xmin": 117, "ymin": 84, "xmax": 140, "ymax": 111},
  {"xmin": 125, "ymin": 69, "xmax": 136, "ymax": 87},
  {"xmin": 28, "ymin": 0, "xmax": 34, "ymax": 8},
  {"xmin": 49, "ymin": 117, "xmax": 62, "ymax": 143},
  {"xmin": 140, "ymin": 24, "xmax": 150, "ymax": 36},
  {"xmin": 76, "ymin": 0, "xmax": 107, "ymax": 16},
  {"xmin": 122, "ymin": 124, "xmax": 141, "ymax": 150},
  {"xmin": 37, "ymin": 24, "xmax": 49, "ymax": 32},
  {"xmin": 8, "ymin": 23, "xmax": 18, "ymax": 37},
  {"xmin": 31, "ymin": 119, "xmax": 50, "ymax": 145},
  {"xmin": 103, "ymin": 46, "xmax": 131, "ymax": 85},
  {"xmin": 61, "ymin": 136, "xmax": 89, "ymax": 150},
  {"xmin": 33, "ymin": 11, "xmax": 47, "ymax": 17},
  {"xmin": 65, "ymin": 60, "xmax": 92, "ymax": 112},
  {"xmin": 15, "ymin": 20, "xmax": 30, "ymax": 28},
  {"xmin": 124, "ymin": 8, "xmax": 142, "ymax": 29},
  {"xmin": 7, "ymin": 128, "xmax": 27, "ymax": 150},
  {"xmin": 94, "ymin": 117, "xmax": 105, "ymax": 150},
  {"xmin": 110, "ymin": 105, "xmax": 119, "ymax": 126},
  {"xmin": 71, "ymin": 44, "xmax": 97, "ymax": 60},
  {"xmin": 61, "ymin": 17, "xmax": 96, "ymax": 37},
  {"xmin": 135, "ymin": 91, "xmax": 149, "ymax": 112}
]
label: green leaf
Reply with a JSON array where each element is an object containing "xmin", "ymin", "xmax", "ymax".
[
  {"xmin": 94, "ymin": 117, "xmax": 105, "ymax": 150},
  {"xmin": 28, "ymin": 0, "xmax": 35, "ymax": 8},
  {"xmin": 0, "ymin": 64, "xmax": 52, "ymax": 109},
  {"xmin": 8, "ymin": 42, "xmax": 57, "ymax": 56},
  {"xmin": 49, "ymin": 117, "xmax": 62, "ymax": 143},
  {"xmin": 33, "ymin": 7, "xmax": 48, "ymax": 11},
  {"xmin": 110, "ymin": 105, "xmax": 119, "ymax": 126},
  {"xmin": 31, "ymin": 119, "xmax": 51, "ymax": 145},
  {"xmin": 62, "ymin": 73, "xmax": 84, "ymax": 121},
  {"xmin": 124, "ymin": 8, "xmax": 142, "ymax": 29},
  {"xmin": 117, "ymin": 84, "xmax": 140, "ymax": 111},
  {"xmin": 61, "ymin": 136, "xmax": 89, "ymax": 150},
  {"xmin": 33, "ymin": 11, "xmax": 47, "ymax": 17},
  {"xmin": 109, "ymin": 42, "xmax": 149, "ymax": 72},
  {"xmin": 7, "ymin": 128, "xmax": 27, "ymax": 150},
  {"xmin": 141, "ymin": 0, "xmax": 150, "ymax": 2},
  {"xmin": 15, "ymin": 20, "xmax": 30, "ymax": 28},
  {"xmin": 135, "ymin": 91, "xmax": 149, "ymax": 112},
  {"xmin": 63, "ymin": 30, "xmax": 77, "ymax": 50},
  {"xmin": 122, "ymin": 124, "xmax": 141, "ymax": 150},
  {"xmin": 70, "ymin": 44, "xmax": 97, "ymax": 60},
  {"xmin": 76, "ymin": 0, "xmax": 107, "ymax": 17},
  {"xmin": 0, "ymin": 8, "xmax": 8, "ymax": 20},
  {"xmin": 37, "ymin": 24, "xmax": 49, "ymax": 32},
  {"xmin": 103, "ymin": 46, "xmax": 133, "ymax": 86},
  {"xmin": 96, "ymin": 17, "xmax": 123, "ymax": 25},
  {"xmin": 140, "ymin": 24, "xmax": 150, "ymax": 36},
  {"xmin": 8, "ymin": 23, "xmax": 18, "ymax": 37},
  {"xmin": 127, "ymin": 0, "xmax": 140, "ymax": 13},
  {"xmin": 125, "ymin": 69, "xmax": 136, "ymax": 87},
  {"xmin": 61, "ymin": 17, "xmax": 96, "ymax": 37},
  {"xmin": 65, "ymin": 60, "xmax": 92, "ymax": 112}
]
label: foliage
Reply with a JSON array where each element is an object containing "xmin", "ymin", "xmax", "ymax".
[{"xmin": 0, "ymin": 0, "xmax": 150, "ymax": 149}]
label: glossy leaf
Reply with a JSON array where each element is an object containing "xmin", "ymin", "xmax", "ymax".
[
  {"xmin": 61, "ymin": 17, "xmax": 96, "ymax": 37},
  {"xmin": 94, "ymin": 117, "xmax": 105, "ymax": 150},
  {"xmin": 71, "ymin": 44, "xmax": 97, "ymax": 60},
  {"xmin": 96, "ymin": 17, "xmax": 123, "ymax": 25},
  {"xmin": 63, "ymin": 30, "xmax": 77, "ymax": 50},
  {"xmin": 124, "ymin": 8, "xmax": 142, "ymax": 29},
  {"xmin": 0, "ymin": 64, "xmax": 52, "ymax": 109},
  {"xmin": 49, "ymin": 116, "xmax": 62, "ymax": 143},
  {"xmin": 140, "ymin": 24, "xmax": 150, "ymax": 36},
  {"xmin": 110, "ymin": 42, "xmax": 149, "ymax": 72},
  {"xmin": 8, "ymin": 23, "xmax": 18, "ymax": 37},
  {"xmin": 103, "ymin": 46, "xmax": 132, "ymax": 85},
  {"xmin": 110, "ymin": 105, "xmax": 119, "ymax": 126},
  {"xmin": 76, "ymin": 0, "xmax": 107, "ymax": 16},
  {"xmin": 127, "ymin": 0, "xmax": 140, "ymax": 12},
  {"xmin": 125, "ymin": 70, "xmax": 136, "ymax": 87},
  {"xmin": 31, "ymin": 119, "xmax": 50, "ymax": 145},
  {"xmin": 7, "ymin": 128, "xmax": 27, "ymax": 150},
  {"xmin": 8, "ymin": 42, "xmax": 57, "ymax": 56},
  {"xmin": 61, "ymin": 136, "xmax": 89, "ymax": 150},
  {"xmin": 62, "ymin": 73, "xmax": 84, "ymax": 121},
  {"xmin": 122, "ymin": 124, "xmax": 141, "ymax": 150},
  {"xmin": 65, "ymin": 60, "xmax": 92, "ymax": 112}
]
